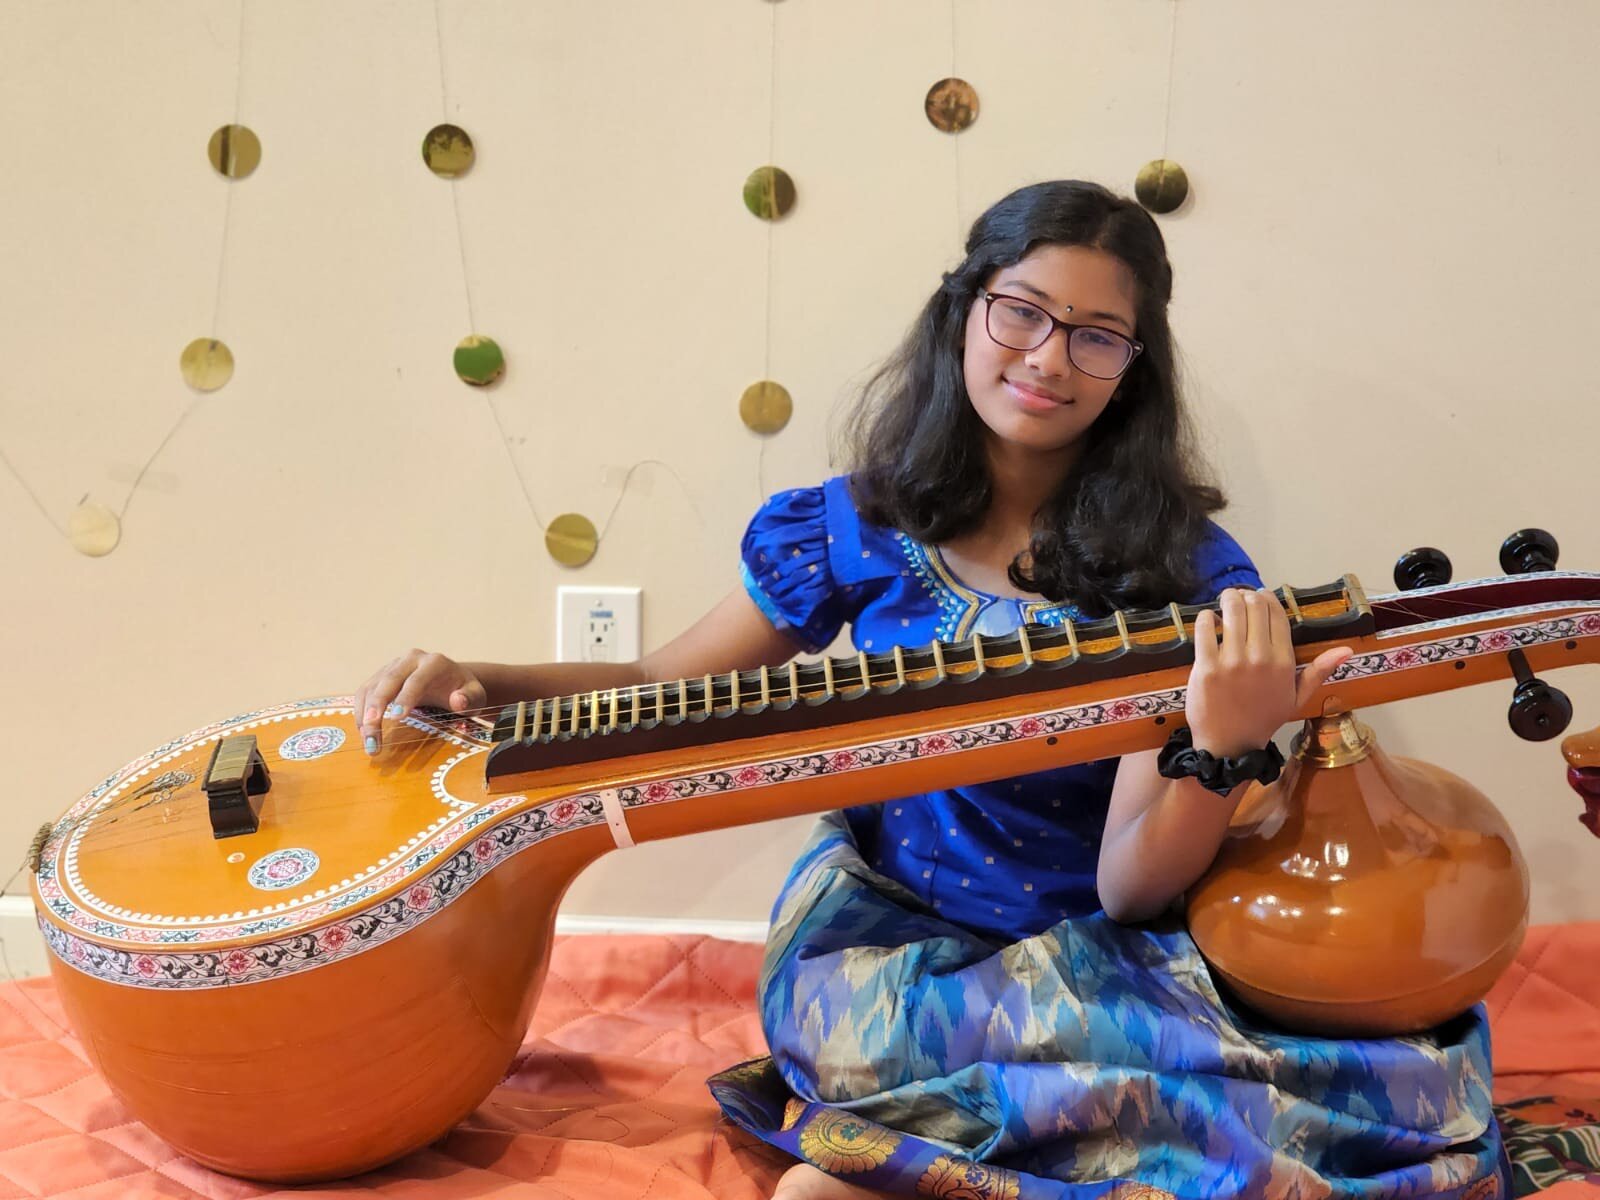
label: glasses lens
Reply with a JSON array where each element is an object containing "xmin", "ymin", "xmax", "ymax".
[
  {"xmin": 986, "ymin": 296, "xmax": 1052, "ymax": 351},
  {"xmin": 1068, "ymin": 327, "xmax": 1134, "ymax": 379}
]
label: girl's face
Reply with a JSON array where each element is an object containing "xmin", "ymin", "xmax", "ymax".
[{"xmin": 961, "ymin": 243, "xmax": 1140, "ymax": 458}]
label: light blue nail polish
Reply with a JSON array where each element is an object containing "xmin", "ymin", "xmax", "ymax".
[
  {"xmin": 365, "ymin": 736, "xmax": 379, "ymax": 755},
  {"xmin": 385, "ymin": 702, "xmax": 403, "ymax": 718}
]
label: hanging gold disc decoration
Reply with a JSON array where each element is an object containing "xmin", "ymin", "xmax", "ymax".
[
  {"xmin": 423, "ymin": 124, "xmax": 475, "ymax": 178},
  {"xmin": 1135, "ymin": 159, "xmax": 1189, "ymax": 214},
  {"xmin": 743, "ymin": 166, "xmax": 796, "ymax": 220},
  {"xmin": 924, "ymin": 78, "xmax": 979, "ymax": 133},
  {"xmin": 545, "ymin": 513, "xmax": 598, "ymax": 567},
  {"xmin": 453, "ymin": 335, "xmax": 505, "ymax": 386},
  {"xmin": 68, "ymin": 502, "xmax": 121, "ymax": 557},
  {"xmin": 740, "ymin": 380, "xmax": 792, "ymax": 435},
  {"xmin": 207, "ymin": 124, "xmax": 261, "ymax": 179},
  {"xmin": 179, "ymin": 338, "xmax": 234, "ymax": 392}
]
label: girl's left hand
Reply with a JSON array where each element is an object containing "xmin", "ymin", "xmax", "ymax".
[{"xmin": 1185, "ymin": 587, "xmax": 1352, "ymax": 758}]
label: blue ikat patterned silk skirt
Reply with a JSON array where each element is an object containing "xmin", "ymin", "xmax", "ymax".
[{"xmin": 709, "ymin": 812, "xmax": 1512, "ymax": 1200}]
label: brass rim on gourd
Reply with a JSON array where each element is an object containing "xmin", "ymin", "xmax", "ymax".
[
  {"xmin": 208, "ymin": 124, "xmax": 261, "ymax": 179},
  {"xmin": 1290, "ymin": 712, "xmax": 1376, "ymax": 768},
  {"xmin": 423, "ymin": 124, "xmax": 475, "ymax": 178},
  {"xmin": 180, "ymin": 338, "xmax": 234, "ymax": 392},
  {"xmin": 743, "ymin": 166, "xmax": 796, "ymax": 220},
  {"xmin": 740, "ymin": 381, "xmax": 792, "ymax": 435},
  {"xmin": 453, "ymin": 335, "xmax": 505, "ymax": 386},
  {"xmin": 545, "ymin": 513, "xmax": 598, "ymax": 567},
  {"xmin": 68, "ymin": 503, "xmax": 121, "ymax": 557},
  {"xmin": 1134, "ymin": 159, "xmax": 1189, "ymax": 214},
  {"xmin": 924, "ymin": 78, "xmax": 979, "ymax": 133}
]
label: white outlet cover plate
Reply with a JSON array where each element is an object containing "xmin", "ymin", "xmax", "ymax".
[{"xmin": 556, "ymin": 585, "xmax": 642, "ymax": 662}]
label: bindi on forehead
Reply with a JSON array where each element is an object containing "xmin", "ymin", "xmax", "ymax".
[
  {"xmin": 994, "ymin": 246, "xmax": 1137, "ymax": 330},
  {"xmin": 994, "ymin": 275, "xmax": 1134, "ymax": 333}
]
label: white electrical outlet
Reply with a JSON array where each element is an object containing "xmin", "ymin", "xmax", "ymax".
[{"xmin": 557, "ymin": 586, "xmax": 642, "ymax": 663}]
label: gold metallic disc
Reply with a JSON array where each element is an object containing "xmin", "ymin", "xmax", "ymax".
[
  {"xmin": 68, "ymin": 502, "xmax": 120, "ymax": 557},
  {"xmin": 207, "ymin": 124, "xmax": 261, "ymax": 179},
  {"xmin": 453, "ymin": 334, "xmax": 505, "ymax": 386},
  {"xmin": 545, "ymin": 513, "xmax": 598, "ymax": 567},
  {"xmin": 925, "ymin": 78, "xmax": 979, "ymax": 133},
  {"xmin": 423, "ymin": 124, "xmax": 475, "ymax": 178},
  {"xmin": 179, "ymin": 338, "xmax": 234, "ymax": 392},
  {"xmin": 743, "ymin": 166, "xmax": 796, "ymax": 220},
  {"xmin": 1135, "ymin": 159, "xmax": 1189, "ymax": 214},
  {"xmin": 740, "ymin": 380, "xmax": 792, "ymax": 435}
]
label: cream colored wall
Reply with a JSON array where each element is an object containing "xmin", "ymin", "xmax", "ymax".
[{"xmin": 3, "ymin": 0, "xmax": 1598, "ymax": 929}]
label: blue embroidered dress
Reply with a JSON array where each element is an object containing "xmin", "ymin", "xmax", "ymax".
[{"xmin": 710, "ymin": 476, "xmax": 1508, "ymax": 1200}]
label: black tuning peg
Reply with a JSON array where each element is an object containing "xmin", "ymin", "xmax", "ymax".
[
  {"xmin": 1394, "ymin": 547, "xmax": 1452, "ymax": 591},
  {"xmin": 1500, "ymin": 529, "xmax": 1559, "ymax": 575},
  {"xmin": 1506, "ymin": 648, "xmax": 1573, "ymax": 742}
]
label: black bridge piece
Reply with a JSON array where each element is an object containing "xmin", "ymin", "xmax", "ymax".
[{"xmin": 204, "ymin": 734, "xmax": 272, "ymax": 838}]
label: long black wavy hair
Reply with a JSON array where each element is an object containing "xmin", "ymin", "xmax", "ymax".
[{"xmin": 839, "ymin": 180, "xmax": 1226, "ymax": 616}]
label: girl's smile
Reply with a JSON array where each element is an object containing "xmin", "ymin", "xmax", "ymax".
[{"xmin": 1004, "ymin": 377, "xmax": 1074, "ymax": 413}]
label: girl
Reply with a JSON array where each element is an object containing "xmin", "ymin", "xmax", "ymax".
[{"xmin": 354, "ymin": 181, "xmax": 1507, "ymax": 1199}]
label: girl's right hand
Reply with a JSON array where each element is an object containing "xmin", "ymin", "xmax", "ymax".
[{"xmin": 354, "ymin": 650, "xmax": 488, "ymax": 755}]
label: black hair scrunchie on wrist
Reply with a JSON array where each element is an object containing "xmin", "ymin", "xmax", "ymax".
[{"xmin": 1156, "ymin": 725, "xmax": 1285, "ymax": 797}]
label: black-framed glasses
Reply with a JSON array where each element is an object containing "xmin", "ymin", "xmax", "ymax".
[{"xmin": 980, "ymin": 291, "xmax": 1143, "ymax": 380}]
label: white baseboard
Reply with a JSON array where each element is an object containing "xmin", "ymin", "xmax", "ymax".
[
  {"xmin": 0, "ymin": 896, "xmax": 49, "ymax": 979},
  {"xmin": 0, "ymin": 895, "xmax": 766, "ymax": 980}
]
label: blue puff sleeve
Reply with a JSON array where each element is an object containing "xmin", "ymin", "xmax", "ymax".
[
  {"xmin": 740, "ymin": 486, "xmax": 849, "ymax": 653},
  {"xmin": 1191, "ymin": 520, "xmax": 1265, "ymax": 602}
]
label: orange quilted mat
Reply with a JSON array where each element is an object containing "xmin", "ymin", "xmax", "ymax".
[
  {"xmin": 0, "ymin": 934, "xmax": 789, "ymax": 1199},
  {"xmin": 1, "ymin": 926, "xmax": 1598, "ymax": 1199}
]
